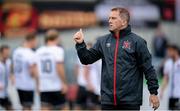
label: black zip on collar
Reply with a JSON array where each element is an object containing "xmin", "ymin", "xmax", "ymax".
[{"xmin": 110, "ymin": 25, "xmax": 131, "ymax": 38}]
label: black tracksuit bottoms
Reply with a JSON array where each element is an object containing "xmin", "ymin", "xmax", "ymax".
[{"xmin": 101, "ymin": 104, "xmax": 140, "ymax": 110}]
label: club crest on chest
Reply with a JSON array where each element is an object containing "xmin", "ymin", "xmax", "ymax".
[{"xmin": 122, "ymin": 40, "xmax": 131, "ymax": 50}]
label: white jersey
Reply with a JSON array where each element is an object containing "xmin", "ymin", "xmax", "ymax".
[
  {"xmin": 89, "ymin": 60, "xmax": 101, "ymax": 95},
  {"xmin": 36, "ymin": 46, "xmax": 64, "ymax": 92},
  {"xmin": 0, "ymin": 59, "xmax": 11, "ymax": 98},
  {"xmin": 13, "ymin": 47, "xmax": 36, "ymax": 91},
  {"xmin": 77, "ymin": 59, "xmax": 87, "ymax": 87},
  {"xmin": 163, "ymin": 58, "xmax": 180, "ymax": 98},
  {"xmin": 77, "ymin": 58, "xmax": 101, "ymax": 95}
]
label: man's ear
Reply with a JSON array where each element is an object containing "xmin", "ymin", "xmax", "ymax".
[{"xmin": 122, "ymin": 19, "xmax": 127, "ymax": 26}]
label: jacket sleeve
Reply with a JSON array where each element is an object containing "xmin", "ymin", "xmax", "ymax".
[
  {"xmin": 136, "ymin": 39, "xmax": 159, "ymax": 95},
  {"xmin": 75, "ymin": 39, "xmax": 102, "ymax": 65}
]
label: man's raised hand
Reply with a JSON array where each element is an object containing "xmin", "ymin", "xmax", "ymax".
[{"xmin": 73, "ymin": 29, "xmax": 84, "ymax": 44}]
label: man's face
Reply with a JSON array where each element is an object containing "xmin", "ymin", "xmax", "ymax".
[
  {"xmin": 31, "ymin": 38, "xmax": 37, "ymax": 48},
  {"xmin": 2, "ymin": 48, "xmax": 10, "ymax": 59},
  {"xmin": 54, "ymin": 37, "xmax": 59, "ymax": 45},
  {"xmin": 108, "ymin": 11, "xmax": 125, "ymax": 32},
  {"xmin": 167, "ymin": 48, "xmax": 175, "ymax": 58}
]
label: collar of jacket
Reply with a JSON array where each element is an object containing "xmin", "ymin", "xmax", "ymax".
[{"xmin": 110, "ymin": 25, "xmax": 131, "ymax": 39}]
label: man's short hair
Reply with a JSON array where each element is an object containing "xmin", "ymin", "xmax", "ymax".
[
  {"xmin": 25, "ymin": 32, "xmax": 36, "ymax": 41},
  {"xmin": 167, "ymin": 44, "xmax": 180, "ymax": 55},
  {"xmin": 111, "ymin": 7, "xmax": 130, "ymax": 23},
  {"xmin": 0, "ymin": 45, "xmax": 9, "ymax": 53},
  {"xmin": 167, "ymin": 44, "xmax": 179, "ymax": 50},
  {"xmin": 45, "ymin": 29, "xmax": 59, "ymax": 43}
]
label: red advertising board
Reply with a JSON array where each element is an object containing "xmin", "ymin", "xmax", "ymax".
[{"xmin": 0, "ymin": 2, "xmax": 97, "ymax": 38}]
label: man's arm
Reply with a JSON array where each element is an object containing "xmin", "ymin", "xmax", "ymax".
[
  {"xmin": 160, "ymin": 74, "xmax": 169, "ymax": 99},
  {"xmin": 28, "ymin": 53, "xmax": 39, "ymax": 93},
  {"xmin": 74, "ymin": 29, "xmax": 102, "ymax": 65},
  {"xmin": 56, "ymin": 63, "xmax": 67, "ymax": 94},
  {"xmin": 57, "ymin": 63, "xmax": 66, "ymax": 84},
  {"xmin": 29, "ymin": 64, "xmax": 38, "ymax": 78},
  {"xmin": 76, "ymin": 41, "xmax": 102, "ymax": 65},
  {"xmin": 136, "ymin": 39, "xmax": 159, "ymax": 95},
  {"xmin": 29, "ymin": 64, "xmax": 39, "ymax": 93},
  {"xmin": 10, "ymin": 63, "xmax": 15, "ymax": 85},
  {"xmin": 160, "ymin": 60, "xmax": 171, "ymax": 99},
  {"xmin": 55, "ymin": 48, "xmax": 67, "ymax": 94},
  {"xmin": 136, "ymin": 39, "xmax": 159, "ymax": 110},
  {"xmin": 83, "ymin": 65, "xmax": 94, "ymax": 92}
]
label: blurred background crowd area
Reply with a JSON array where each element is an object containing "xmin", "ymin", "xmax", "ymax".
[
  {"xmin": 0, "ymin": 0, "xmax": 180, "ymax": 110},
  {"xmin": 0, "ymin": 0, "xmax": 180, "ymax": 80}
]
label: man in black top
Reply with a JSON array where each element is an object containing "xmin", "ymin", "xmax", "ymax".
[{"xmin": 73, "ymin": 7, "xmax": 159, "ymax": 110}]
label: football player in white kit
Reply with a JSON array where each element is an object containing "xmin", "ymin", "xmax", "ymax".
[
  {"xmin": 86, "ymin": 58, "xmax": 101, "ymax": 110},
  {"xmin": 160, "ymin": 45, "xmax": 180, "ymax": 110},
  {"xmin": 0, "ymin": 45, "xmax": 13, "ymax": 110},
  {"xmin": 83, "ymin": 42, "xmax": 101, "ymax": 110},
  {"xmin": 12, "ymin": 33, "xmax": 38, "ymax": 110},
  {"xmin": 74, "ymin": 42, "xmax": 101, "ymax": 110},
  {"xmin": 74, "ymin": 57, "xmax": 88, "ymax": 110},
  {"xmin": 36, "ymin": 29, "xmax": 67, "ymax": 110}
]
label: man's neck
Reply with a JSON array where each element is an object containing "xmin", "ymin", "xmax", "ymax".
[
  {"xmin": 0, "ymin": 57, "xmax": 6, "ymax": 63},
  {"xmin": 23, "ymin": 43, "xmax": 31, "ymax": 48},
  {"xmin": 114, "ymin": 25, "xmax": 128, "ymax": 36},
  {"xmin": 114, "ymin": 32, "xmax": 119, "ymax": 37},
  {"xmin": 174, "ymin": 55, "xmax": 180, "ymax": 62},
  {"xmin": 46, "ymin": 42, "xmax": 56, "ymax": 46}
]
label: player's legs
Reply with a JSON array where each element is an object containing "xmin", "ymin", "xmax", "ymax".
[
  {"xmin": 168, "ymin": 98, "xmax": 180, "ymax": 110},
  {"xmin": 51, "ymin": 91, "xmax": 68, "ymax": 110},
  {"xmin": 101, "ymin": 104, "xmax": 140, "ymax": 110},
  {"xmin": 17, "ymin": 89, "xmax": 34, "ymax": 110},
  {"xmin": 40, "ymin": 92, "xmax": 52, "ymax": 110},
  {"xmin": 41, "ymin": 102, "xmax": 52, "ymax": 111},
  {"xmin": 0, "ymin": 97, "xmax": 13, "ymax": 110},
  {"xmin": 40, "ymin": 91, "xmax": 67, "ymax": 110},
  {"xmin": 74, "ymin": 85, "xmax": 88, "ymax": 110},
  {"xmin": 87, "ymin": 91, "xmax": 101, "ymax": 110}
]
